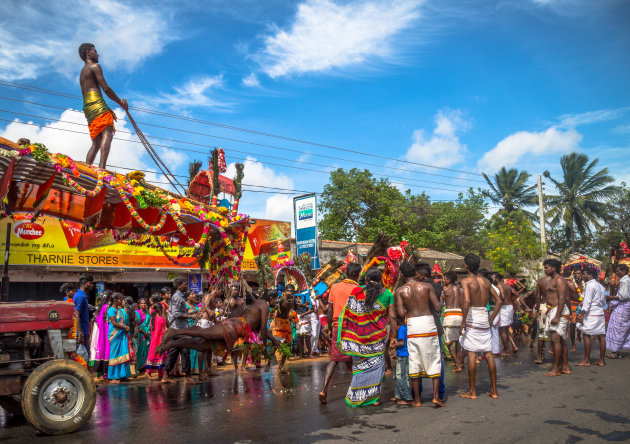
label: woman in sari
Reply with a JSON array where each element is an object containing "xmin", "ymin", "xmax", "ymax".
[
  {"xmin": 146, "ymin": 300, "xmax": 168, "ymax": 380},
  {"xmin": 90, "ymin": 290, "xmax": 113, "ymax": 379},
  {"xmin": 135, "ymin": 297, "xmax": 151, "ymax": 373},
  {"xmin": 338, "ymin": 268, "xmax": 391, "ymax": 407},
  {"xmin": 107, "ymin": 293, "xmax": 132, "ymax": 383}
]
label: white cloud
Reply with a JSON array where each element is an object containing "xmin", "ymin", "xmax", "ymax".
[
  {"xmin": 0, "ymin": 0, "xmax": 174, "ymax": 81},
  {"xmin": 242, "ymin": 73, "xmax": 261, "ymax": 88},
  {"xmin": 225, "ymin": 156, "xmax": 295, "ymax": 222},
  {"xmin": 613, "ymin": 123, "xmax": 630, "ymax": 135},
  {"xmin": 559, "ymin": 107, "xmax": 629, "ymax": 128},
  {"xmin": 403, "ymin": 108, "xmax": 469, "ymax": 168},
  {"xmin": 478, "ymin": 126, "xmax": 582, "ymax": 173},
  {"xmin": 0, "ymin": 108, "xmax": 184, "ymax": 190},
  {"xmin": 140, "ymin": 76, "xmax": 230, "ymax": 111},
  {"xmin": 264, "ymin": 194, "xmax": 295, "ymax": 221},
  {"xmin": 255, "ymin": 0, "xmax": 424, "ymax": 78}
]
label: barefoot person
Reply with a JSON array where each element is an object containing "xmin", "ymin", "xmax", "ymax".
[
  {"xmin": 542, "ymin": 259, "xmax": 571, "ymax": 377},
  {"xmin": 576, "ymin": 268, "xmax": 606, "ymax": 366},
  {"xmin": 78, "ymin": 43, "xmax": 128, "ymax": 169},
  {"xmin": 605, "ymin": 264, "xmax": 630, "ymax": 358},
  {"xmin": 339, "ymin": 268, "xmax": 390, "ymax": 407},
  {"xmin": 162, "ymin": 278, "xmax": 197, "ymax": 384},
  {"xmin": 459, "ymin": 254, "xmax": 501, "ymax": 400},
  {"xmin": 534, "ymin": 275, "xmax": 552, "ymax": 364},
  {"xmin": 395, "ymin": 262, "xmax": 445, "ymax": 407},
  {"xmin": 441, "ymin": 271, "xmax": 464, "ymax": 372},
  {"xmin": 492, "ymin": 273, "xmax": 519, "ymax": 355},
  {"xmin": 318, "ymin": 263, "xmax": 361, "ymax": 404},
  {"xmin": 266, "ymin": 291, "xmax": 299, "ymax": 374}
]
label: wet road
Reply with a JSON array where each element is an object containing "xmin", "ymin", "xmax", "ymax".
[{"xmin": 2, "ymin": 344, "xmax": 630, "ymax": 443}]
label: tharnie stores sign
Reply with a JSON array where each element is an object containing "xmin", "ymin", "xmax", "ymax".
[{"xmin": 293, "ymin": 194, "xmax": 320, "ymax": 269}]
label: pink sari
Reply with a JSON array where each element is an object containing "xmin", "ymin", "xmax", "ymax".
[{"xmin": 146, "ymin": 315, "xmax": 167, "ymax": 375}]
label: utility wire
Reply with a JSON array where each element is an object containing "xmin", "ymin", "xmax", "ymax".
[
  {"xmin": 0, "ymin": 116, "xmax": 475, "ymax": 195},
  {"xmin": 0, "ymin": 80, "xmax": 487, "ymax": 178},
  {"xmin": 0, "ymin": 95, "xmax": 490, "ymax": 185}
]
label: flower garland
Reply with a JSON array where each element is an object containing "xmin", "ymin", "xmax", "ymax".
[
  {"xmin": 115, "ymin": 186, "xmax": 169, "ymax": 233},
  {"xmin": 61, "ymin": 169, "xmax": 105, "ymax": 197}
]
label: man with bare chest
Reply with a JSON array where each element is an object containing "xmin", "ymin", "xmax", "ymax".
[
  {"xmin": 534, "ymin": 275, "xmax": 552, "ymax": 363},
  {"xmin": 441, "ymin": 271, "xmax": 464, "ymax": 372},
  {"xmin": 395, "ymin": 262, "xmax": 445, "ymax": 407},
  {"xmin": 78, "ymin": 43, "xmax": 128, "ymax": 169},
  {"xmin": 542, "ymin": 259, "xmax": 571, "ymax": 376},
  {"xmin": 491, "ymin": 273, "xmax": 519, "ymax": 355},
  {"xmin": 459, "ymin": 254, "xmax": 500, "ymax": 399}
]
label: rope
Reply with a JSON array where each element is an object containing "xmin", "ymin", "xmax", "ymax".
[{"xmin": 124, "ymin": 110, "xmax": 188, "ymax": 196}]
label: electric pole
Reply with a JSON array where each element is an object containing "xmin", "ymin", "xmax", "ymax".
[{"xmin": 537, "ymin": 174, "xmax": 547, "ymax": 256}]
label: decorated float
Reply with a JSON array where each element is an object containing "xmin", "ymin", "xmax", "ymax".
[{"xmin": 0, "ymin": 137, "xmax": 250, "ymax": 285}]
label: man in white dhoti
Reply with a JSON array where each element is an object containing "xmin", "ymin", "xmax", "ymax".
[
  {"xmin": 395, "ymin": 262, "xmax": 445, "ymax": 407},
  {"xmin": 459, "ymin": 254, "xmax": 501, "ymax": 399},
  {"xmin": 542, "ymin": 259, "xmax": 571, "ymax": 377},
  {"xmin": 441, "ymin": 271, "xmax": 464, "ymax": 371},
  {"xmin": 492, "ymin": 273, "xmax": 519, "ymax": 355},
  {"xmin": 576, "ymin": 268, "xmax": 606, "ymax": 367}
]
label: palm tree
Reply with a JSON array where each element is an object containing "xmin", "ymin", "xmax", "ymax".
[
  {"xmin": 543, "ymin": 152, "xmax": 618, "ymax": 253},
  {"xmin": 482, "ymin": 167, "xmax": 537, "ymax": 217}
]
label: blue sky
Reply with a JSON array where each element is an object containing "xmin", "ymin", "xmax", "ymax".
[{"xmin": 0, "ymin": 0, "xmax": 628, "ymax": 225}]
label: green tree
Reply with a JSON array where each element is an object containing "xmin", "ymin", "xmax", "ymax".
[
  {"xmin": 411, "ymin": 190, "xmax": 488, "ymax": 256},
  {"xmin": 485, "ymin": 211, "xmax": 542, "ymax": 275},
  {"xmin": 319, "ymin": 169, "xmax": 405, "ymax": 242},
  {"xmin": 318, "ymin": 169, "xmax": 488, "ymax": 256},
  {"xmin": 481, "ymin": 167, "xmax": 537, "ymax": 218},
  {"xmin": 543, "ymin": 153, "xmax": 618, "ymax": 253}
]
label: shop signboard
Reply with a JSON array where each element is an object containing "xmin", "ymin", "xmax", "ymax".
[
  {"xmin": 293, "ymin": 194, "xmax": 320, "ymax": 269},
  {"xmin": 240, "ymin": 219, "xmax": 291, "ymax": 270},
  {"xmin": 0, "ymin": 215, "xmax": 199, "ymax": 270}
]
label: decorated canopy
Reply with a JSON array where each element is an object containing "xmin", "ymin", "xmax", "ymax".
[{"xmin": 0, "ymin": 137, "xmax": 249, "ymax": 283}]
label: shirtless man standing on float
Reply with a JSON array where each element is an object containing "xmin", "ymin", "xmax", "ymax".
[
  {"xmin": 395, "ymin": 262, "xmax": 445, "ymax": 407},
  {"xmin": 459, "ymin": 253, "xmax": 501, "ymax": 400},
  {"xmin": 78, "ymin": 43, "xmax": 128, "ymax": 169},
  {"xmin": 542, "ymin": 259, "xmax": 571, "ymax": 376}
]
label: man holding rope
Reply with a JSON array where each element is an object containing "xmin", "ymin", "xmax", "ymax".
[{"xmin": 78, "ymin": 43, "xmax": 128, "ymax": 169}]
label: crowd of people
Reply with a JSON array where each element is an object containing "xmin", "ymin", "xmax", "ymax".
[{"xmin": 65, "ymin": 256, "xmax": 630, "ymax": 408}]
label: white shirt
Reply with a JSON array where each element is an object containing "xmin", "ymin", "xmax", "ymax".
[
  {"xmin": 582, "ymin": 278, "xmax": 606, "ymax": 315},
  {"xmin": 618, "ymin": 274, "xmax": 630, "ymax": 302}
]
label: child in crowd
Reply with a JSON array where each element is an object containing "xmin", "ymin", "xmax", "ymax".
[{"xmin": 392, "ymin": 315, "xmax": 413, "ymax": 405}]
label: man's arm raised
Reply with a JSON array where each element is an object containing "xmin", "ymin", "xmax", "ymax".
[{"xmin": 91, "ymin": 64, "xmax": 128, "ymax": 111}]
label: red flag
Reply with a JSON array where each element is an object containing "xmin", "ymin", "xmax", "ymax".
[{"xmin": 0, "ymin": 157, "xmax": 16, "ymax": 201}]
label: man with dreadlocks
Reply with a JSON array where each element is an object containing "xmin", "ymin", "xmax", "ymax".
[{"xmin": 78, "ymin": 43, "xmax": 128, "ymax": 169}]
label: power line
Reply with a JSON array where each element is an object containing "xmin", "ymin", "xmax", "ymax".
[
  {"xmin": 0, "ymin": 95, "xmax": 490, "ymax": 186},
  {"xmin": 0, "ymin": 115, "xmax": 475, "ymax": 195},
  {"xmin": 0, "ymin": 107, "xmax": 480, "ymax": 191},
  {"xmin": 0, "ymin": 80, "xmax": 487, "ymax": 178}
]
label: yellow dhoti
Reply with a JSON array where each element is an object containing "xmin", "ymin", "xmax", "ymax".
[{"xmin": 83, "ymin": 90, "xmax": 115, "ymax": 140}]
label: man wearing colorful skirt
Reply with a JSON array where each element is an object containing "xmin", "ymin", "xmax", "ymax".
[{"xmin": 78, "ymin": 43, "xmax": 128, "ymax": 169}]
